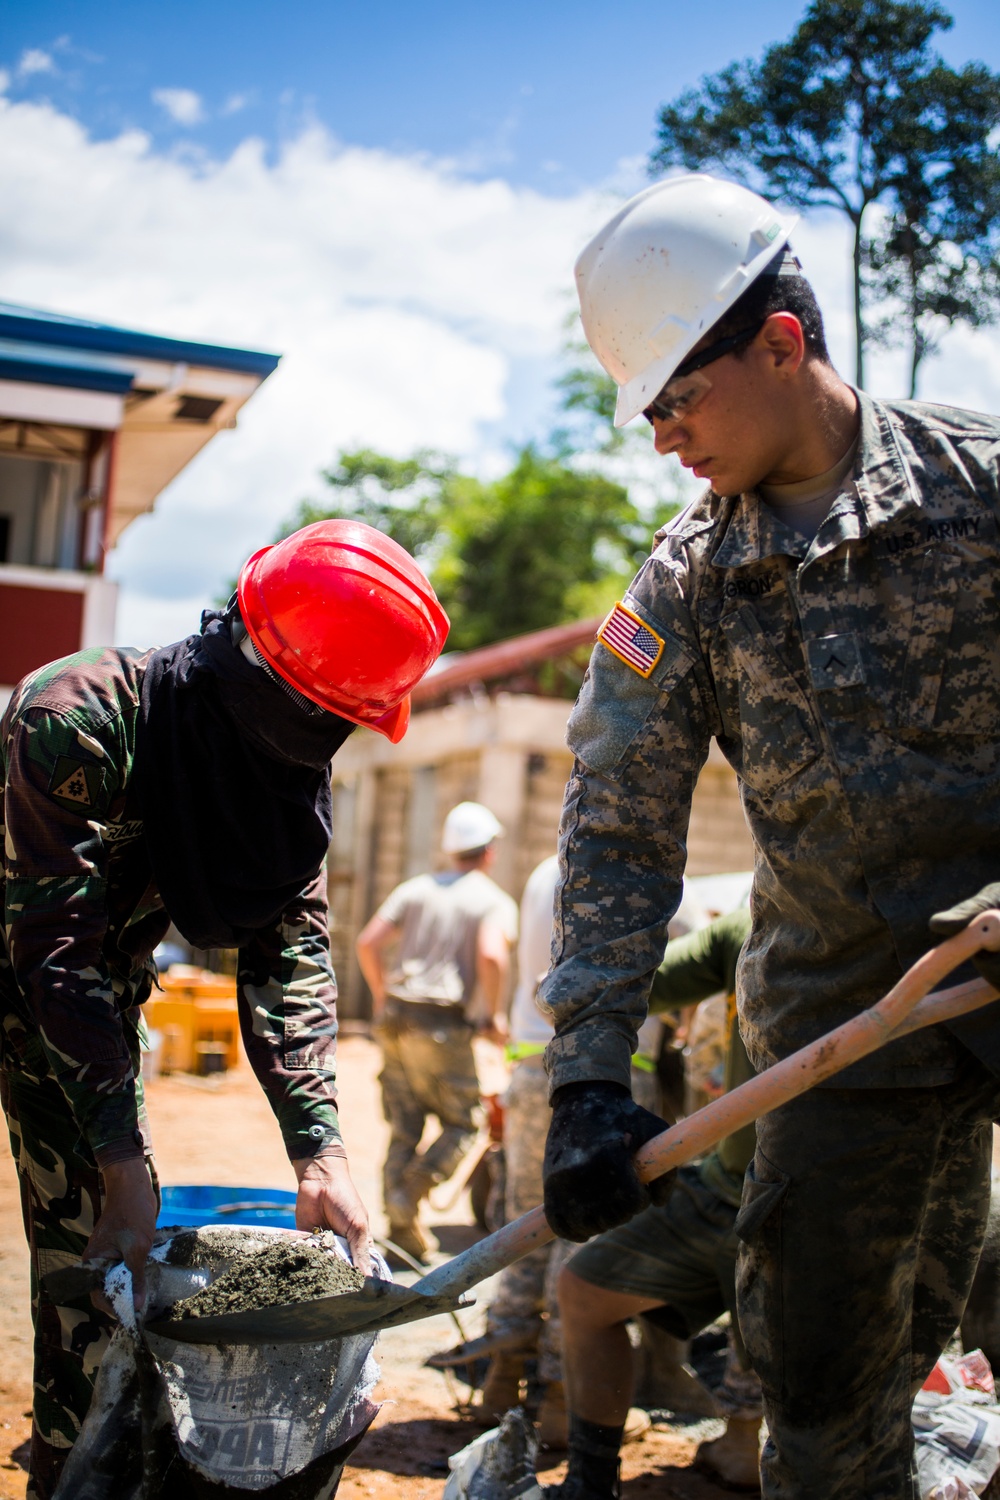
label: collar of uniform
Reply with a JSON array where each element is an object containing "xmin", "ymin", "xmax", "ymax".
[
  {"xmin": 711, "ymin": 488, "xmax": 803, "ymax": 569},
  {"xmin": 710, "ymin": 389, "xmax": 918, "ymax": 571},
  {"xmin": 852, "ymin": 388, "xmax": 924, "ymax": 532}
]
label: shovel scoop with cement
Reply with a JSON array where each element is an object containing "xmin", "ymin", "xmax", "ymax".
[{"xmin": 141, "ymin": 911, "xmax": 1000, "ymax": 1347}]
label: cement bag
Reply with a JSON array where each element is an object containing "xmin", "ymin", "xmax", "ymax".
[
  {"xmin": 913, "ymin": 1351, "xmax": 1000, "ymax": 1499},
  {"xmin": 53, "ymin": 1226, "xmax": 386, "ymax": 1499},
  {"xmin": 443, "ymin": 1408, "xmax": 543, "ymax": 1500}
]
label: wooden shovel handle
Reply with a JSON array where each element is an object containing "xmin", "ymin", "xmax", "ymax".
[
  {"xmin": 411, "ymin": 913, "xmax": 1000, "ymax": 1302},
  {"xmin": 635, "ymin": 913, "xmax": 1000, "ymax": 1183}
]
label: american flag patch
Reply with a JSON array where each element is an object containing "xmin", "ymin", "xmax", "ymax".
[{"xmin": 598, "ymin": 602, "xmax": 665, "ymax": 677}]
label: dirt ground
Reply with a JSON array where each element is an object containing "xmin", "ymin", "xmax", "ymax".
[{"xmin": 0, "ymin": 1035, "xmax": 737, "ymax": 1498}]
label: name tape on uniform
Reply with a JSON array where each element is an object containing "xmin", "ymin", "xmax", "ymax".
[{"xmin": 598, "ymin": 602, "xmax": 665, "ymax": 678}]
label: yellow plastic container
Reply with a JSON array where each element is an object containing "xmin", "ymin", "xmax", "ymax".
[
  {"xmin": 192, "ymin": 998, "xmax": 240, "ymax": 1073},
  {"xmin": 145, "ymin": 969, "xmax": 241, "ymax": 1075}
]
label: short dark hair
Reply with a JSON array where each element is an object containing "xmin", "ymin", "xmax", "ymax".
[
  {"xmin": 711, "ymin": 247, "xmax": 831, "ymax": 365},
  {"xmin": 455, "ymin": 844, "xmax": 491, "ymax": 864}
]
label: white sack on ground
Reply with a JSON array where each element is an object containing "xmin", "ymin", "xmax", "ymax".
[
  {"xmin": 913, "ymin": 1351, "xmax": 1000, "ymax": 1499},
  {"xmin": 443, "ymin": 1407, "xmax": 543, "ymax": 1500}
]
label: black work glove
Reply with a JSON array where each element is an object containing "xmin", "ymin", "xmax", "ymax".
[
  {"xmin": 543, "ymin": 1081, "xmax": 674, "ymax": 1243},
  {"xmin": 929, "ymin": 882, "xmax": 1000, "ymax": 990}
]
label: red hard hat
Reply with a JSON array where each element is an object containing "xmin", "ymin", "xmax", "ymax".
[{"xmin": 237, "ymin": 520, "xmax": 450, "ymax": 743}]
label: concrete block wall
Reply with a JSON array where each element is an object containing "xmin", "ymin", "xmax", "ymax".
[{"xmin": 327, "ymin": 695, "xmax": 753, "ymax": 1018}]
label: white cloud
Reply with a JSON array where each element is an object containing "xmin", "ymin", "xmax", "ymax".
[
  {"xmin": 151, "ymin": 87, "xmax": 205, "ymax": 127},
  {"xmin": 0, "ymin": 98, "xmax": 613, "ymax": 644},
  {"xmin": 18, "ymin": 49, "xmax": 55, "ymax": 77},
  {"xmin": 221, "ymin": 92, "xmax": 251, "ymax": 117},
  {"xmin": 1, "ymin": 94, "xmax": 999, "ymax": 650}
]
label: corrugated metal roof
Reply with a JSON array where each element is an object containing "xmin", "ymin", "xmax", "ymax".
[{"xmin": 0, "ymin": 301, "xmax": 280, "ymax": 380}]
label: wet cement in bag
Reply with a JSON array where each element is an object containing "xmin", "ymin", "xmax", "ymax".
[
  {"xmin": 52, "ymin": 1228, "xmax": 384, "ymax": 1499},
  {"xmin": 169, "ymin": 1239, "xmax": 364, "ymax": 1321}
]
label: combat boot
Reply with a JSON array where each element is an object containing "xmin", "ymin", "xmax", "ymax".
[
  {"xmin": 481, "ymin": 1350, "xmax": 526, "ymax": 1421},
  {"xmin": 694, "ymin": 1416, "xmax": 762, "ymax": 1491},
  {"xmin": 543, "ymin": 1415, "xmax": 622, "ymax": 1499},
  {"xmin": 384, "ymin": 1215, "xmax": 430, "ymax": 1264},
  {"xmin": 543, "ymin": 1466, "xmax": 619, "ymax": 1500}
]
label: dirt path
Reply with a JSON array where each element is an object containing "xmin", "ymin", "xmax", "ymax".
[{"xmin": 0, "ymin": 1035, "xmax": 733, "ymax": 1498}]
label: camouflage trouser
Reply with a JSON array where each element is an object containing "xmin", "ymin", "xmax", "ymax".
[
  {"xmin": 487, "ymin": 1055, "xmax": 574, "ymax": 1382},
  {"xmin": 0, "ymin": 1061, "xmax": 156, "ymax": 1500},
  {"xmin": 737, "ymin": 1056, "xmax": 1000, "ymax": 1500},
  {"xmin": 377, "ymin": 1012, "xmax": 480, "ymax": 1220}
]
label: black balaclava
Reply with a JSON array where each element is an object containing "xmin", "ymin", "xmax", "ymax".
[{"xmin": 134, "ymin": 605, "xmax": 355, "ymax": 950}]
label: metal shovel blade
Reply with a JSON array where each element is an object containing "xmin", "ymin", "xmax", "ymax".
[
  {"xmin": 132, "ymin": 920, "xmax": 1000, "ymax": 1349},
  {"xmin": 41, "ymin": 1265, "xmax": 105, "ymax": 1303},
  {"xmin": 145, "ymin": 1276, "xmax": 470, "ymax": 1345}
]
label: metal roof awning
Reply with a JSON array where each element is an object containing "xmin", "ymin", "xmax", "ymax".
[
  {"xmin": 0, "ymin": 301, "xmax": 281, "ymax": 548},
  {"xmin": 0, "ymin": 302, "xmax": 280, "ymax": 379}
]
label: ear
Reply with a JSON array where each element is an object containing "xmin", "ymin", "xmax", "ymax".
[{"xmin": 760, "ymin": 312, "xmax": 805, "ymax": 375}]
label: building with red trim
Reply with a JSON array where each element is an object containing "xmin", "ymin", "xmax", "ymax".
[{"xmin": 0, "ymin": 300, "xmax": 279, "ymax": 703}]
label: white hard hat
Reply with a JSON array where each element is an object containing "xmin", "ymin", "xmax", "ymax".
[
  {"xmin": 442, "ymin": 801, "xmax": 504, "ymax": 854},
  {"xmin": 575, "ymin": 174, "xmax": 798, "ymax": 427}
]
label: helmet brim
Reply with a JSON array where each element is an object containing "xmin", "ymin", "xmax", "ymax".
[{"xmin": 365, "ymin": 696, "xmax": 410, "ymax": 743}]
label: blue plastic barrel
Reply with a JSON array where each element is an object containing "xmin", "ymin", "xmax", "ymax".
[{"xmin": 158, "ymin": 1184, "xmax": 297, "ymax": 1230}]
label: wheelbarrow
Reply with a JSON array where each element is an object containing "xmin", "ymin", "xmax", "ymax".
[{"xmin": 141, "ymin": 911, "xmax": 1000, "ymax": 1346}]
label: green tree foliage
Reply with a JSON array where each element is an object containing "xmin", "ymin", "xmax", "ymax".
[
  {"xmin": 555, "ymin": 352, "xmax": 621, "ymax": 450},
  {"xmin": 649, "ymin": 0, "xmax": 1000, "ymax": 391},
  {"xmin": 863, "ymin": 61, "xmax": 1000, "ymax": 394},
  {"xmin": 284, "ymin": 445, "xmax": 671, "ymax": 651}
]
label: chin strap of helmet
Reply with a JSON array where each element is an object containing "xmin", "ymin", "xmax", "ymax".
[{"xmin": 218, "ymin": 593, "xmax": 326, "ymax": 719}]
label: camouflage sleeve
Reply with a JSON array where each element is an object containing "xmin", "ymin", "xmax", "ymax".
[
  {"xmin": 237, "ymin": 867, "xmax": 343, "ymax": 1161},
  {"xmin": 649, "ymin": 907, "xmax": 752, "ymax": 1015},
  {"xmin": 2, "ymin": 708, "xmax": 144, "ymax": 1167},
  {"xmin": 540, "ymin": 551, "xmax": 717, "ymax": 1095}
]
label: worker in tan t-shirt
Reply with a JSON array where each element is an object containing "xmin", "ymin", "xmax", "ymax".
[{"xmin": 356, "ymin": 801, "xmax": 518, "ymax": 1261}]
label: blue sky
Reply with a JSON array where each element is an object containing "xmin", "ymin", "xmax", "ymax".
[
  {"xmin": 4, "ymin": 1, "xmax": 1000, "ymax": 644},
  {"xmin": 10, "ymin": 0, "xmax": 1000, "ymax": 191}
]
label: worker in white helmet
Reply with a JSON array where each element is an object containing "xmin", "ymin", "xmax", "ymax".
[
  {"xmin": 357, "ymin": 802, "xmax": 517, "ymax": 1261},
  {"xmin": 539, "ymin": 173, "xmax": 1000, "ymax": 1499}
]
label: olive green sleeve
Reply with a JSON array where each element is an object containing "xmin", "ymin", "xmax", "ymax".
[{"xmin": 648, "ymin": 906, "xmax": 752, "ymax": 1016}]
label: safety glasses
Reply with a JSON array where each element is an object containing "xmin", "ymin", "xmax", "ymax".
[{"xmin": 643, "ymin": 322, "xmax": 765, "ymax": 426}]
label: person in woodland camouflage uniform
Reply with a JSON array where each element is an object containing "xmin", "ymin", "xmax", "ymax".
[
  {"xmin": 0, "ymin": 520, "xmax": 449, "ymax": 1499},
  {"xmin": 539, "ymin": 174, "xmax": 1000, "ymax": 1500}
]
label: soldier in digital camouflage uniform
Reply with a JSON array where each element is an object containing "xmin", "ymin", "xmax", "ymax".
[
  {"xmin": 539, "ymin": 174, "xmax": 1000, "ymax": 1500},
  {"xmin": 0, "ymin": 520, "xmax": 448, "ymax": 1499}
]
